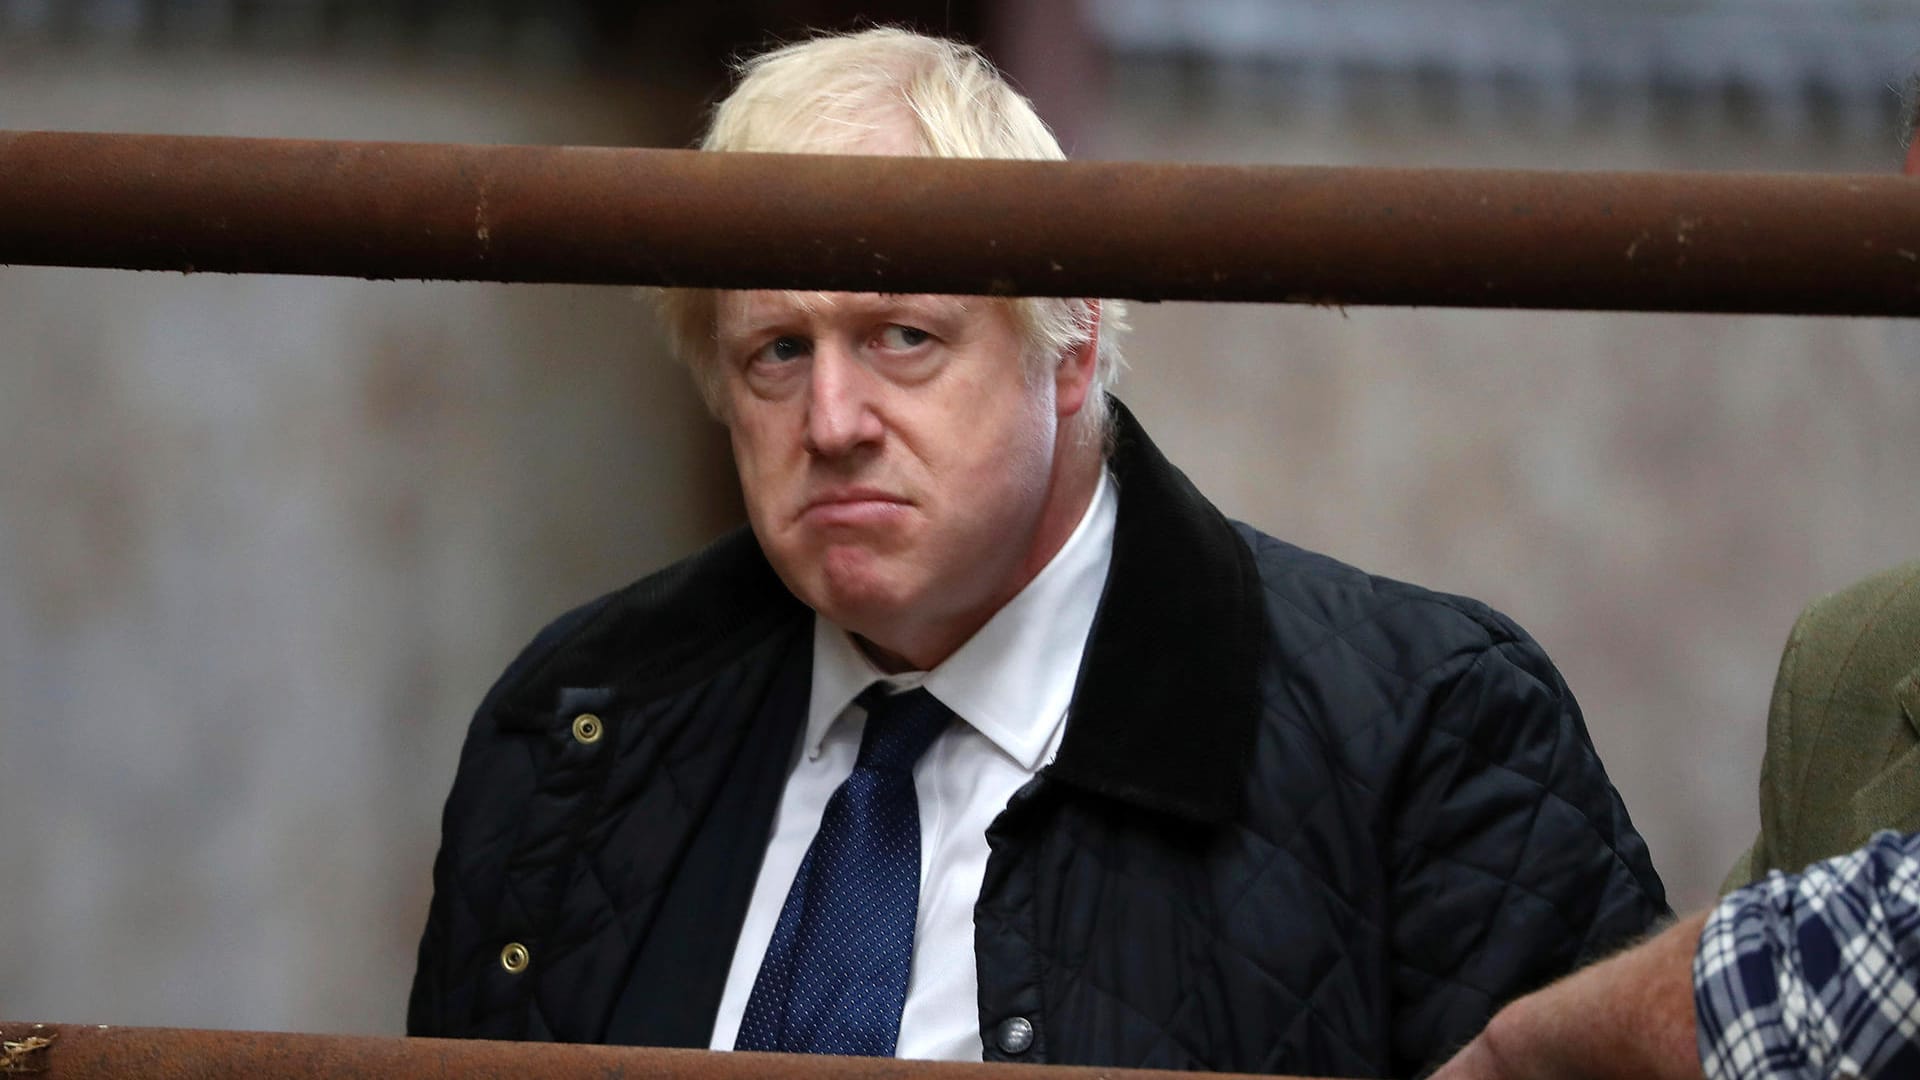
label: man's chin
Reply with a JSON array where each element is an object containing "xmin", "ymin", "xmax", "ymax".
[
  {"xmin": 802, "ymin": 552, "xmax": 920, "ymax": 635},
  {"xmin": 811, "ymin": 576, "xmax": 912, "ymax": 632}
]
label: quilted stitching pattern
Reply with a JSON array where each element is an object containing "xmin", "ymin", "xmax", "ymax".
[{"xmin": 988, "ymin": 525, "xmax": 1667, "ymax": 1077}]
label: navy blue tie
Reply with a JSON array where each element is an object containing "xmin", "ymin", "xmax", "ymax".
[{"xmin": 735, "ymin": 685, "xmax": 953, "ymax": 1056}]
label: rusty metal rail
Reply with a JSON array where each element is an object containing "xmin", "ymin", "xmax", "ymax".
[
  {"xmin": 1, "ymin": 129, "xmax": 1917, "ymax": 315},
  {"xmin": 0, "ymin": 1021, "xmax": 1318, "ymax": 1079}
]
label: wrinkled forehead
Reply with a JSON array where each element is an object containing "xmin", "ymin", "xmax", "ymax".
[{"xmin": 716, "ymin": 290, "xmax": 982, "ymax": 333}]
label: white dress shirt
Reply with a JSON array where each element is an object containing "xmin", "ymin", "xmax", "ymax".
[{"xmin": 707, "ymin": 468, "xmax": 1117, "ymax": 1060}]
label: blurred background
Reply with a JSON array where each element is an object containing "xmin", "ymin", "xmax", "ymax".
[{"xmin": 3, "ymin": 0, "xmax": 1919, "ymax": 1036}]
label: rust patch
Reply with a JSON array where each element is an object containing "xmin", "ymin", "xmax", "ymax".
[{"xmin": 0, "ymin": 1031, "xmax": 54, "ymax": 1073}]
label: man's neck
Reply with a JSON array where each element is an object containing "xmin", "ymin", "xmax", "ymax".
[{"xmin": 853, "ymin": 633, "xmax": 921, "ymax": 675}]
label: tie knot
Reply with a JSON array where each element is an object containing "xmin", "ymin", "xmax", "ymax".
[{"xmin": 853, "ymin": 686, "xmax": 952, "ymax": 772}]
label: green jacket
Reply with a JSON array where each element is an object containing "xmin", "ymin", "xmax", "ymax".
[{"xmin": 1724, "ymin": 559, "xmax": 1920, "ymax": 892}]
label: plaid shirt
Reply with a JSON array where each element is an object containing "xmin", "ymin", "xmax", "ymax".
[{"xmin": 1695, "ymin": 829, "xmax": 1920, "ymax": 1079}]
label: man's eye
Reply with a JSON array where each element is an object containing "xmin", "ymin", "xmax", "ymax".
[
  {"xmin": 876, "ymin": 325, "xmax": 930, "ymax": 351},
  {"xmin": 756, "ymin": 336, "xmax": 809, "ymax": 364}
]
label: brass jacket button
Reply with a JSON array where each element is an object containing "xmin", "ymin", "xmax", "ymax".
[
  {"xmin": 994, "ymin": 1016, "xmax": 1034, "ymax": 1054},
  {"xmin": 571, "ymin": 713, "xmax": 603, "ymax": 745},
  {"xmin": 499, "ymin": 942, "xmax": 531, "ymax": 974}
]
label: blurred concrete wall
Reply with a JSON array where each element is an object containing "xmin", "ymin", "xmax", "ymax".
[
  {"xmin": 3, "ymin": 11, "xmax": 1918, "ymax": 1041},
  {"xmin": 0, "ymin": 50, "xmax": 736, "ymax": 1031},
  {"xmin": 1090, "ymin": 67, "xmax": 1920, "ymax": 914}
]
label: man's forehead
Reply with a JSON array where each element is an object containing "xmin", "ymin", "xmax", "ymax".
[{"xmin": 717, "ymin": 290, "xmax": 976, "ymax": 326}]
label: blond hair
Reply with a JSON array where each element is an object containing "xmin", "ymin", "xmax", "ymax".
[{"xmin": 657, "ymin": 27, "xmax": 1125, "ymax": 437}]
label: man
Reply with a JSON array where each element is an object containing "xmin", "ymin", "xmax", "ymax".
[
  {"xmin": 408, "ymin": 28, "xmax": 1667, "ymax": 1077},
  {"xmin": 1720, "ymin": 70, "xmax": 1920, "ymax": 870}
]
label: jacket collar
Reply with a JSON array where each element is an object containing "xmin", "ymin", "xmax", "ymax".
[
  {"xmin": 498, "ymin": 399, "xmax": 1266, "ymax": 824},
  {"xmin": 1043, "ymin": 399, "xmax": 1266, "ymax": 824}
]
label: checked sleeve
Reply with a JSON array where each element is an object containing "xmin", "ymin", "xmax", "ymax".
[{"xmin": 1695, "ymin": 829, "xmax": 1920, "ymax": 1080}]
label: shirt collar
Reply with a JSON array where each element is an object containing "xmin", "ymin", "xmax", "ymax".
[{"xmin": 805, "ymin": 467, "xmax": 1118, "ymax": 771}]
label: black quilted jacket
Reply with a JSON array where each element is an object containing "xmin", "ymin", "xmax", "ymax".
[{"xmin": 409, "ymin": 401, "xmax": 1668, "ymax": 1077}]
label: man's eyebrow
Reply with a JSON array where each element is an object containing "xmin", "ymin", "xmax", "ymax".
[{"xmin": 715, "ymin": 296, "xmax": 812, "ymax": 341}]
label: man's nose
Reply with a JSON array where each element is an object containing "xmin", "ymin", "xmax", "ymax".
[{"xmin": 803, "ymin": 344, "xmax": 885, "ymax": 457}]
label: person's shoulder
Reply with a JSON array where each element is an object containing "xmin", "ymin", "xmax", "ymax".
[
  {"xmin": 481, "ymin": 526, "xmax": 806, "ymax": 717},
  {"xmin": 1231, "ymin": 521, "xmax": 1542, "ymax": 677},
  {"xmin": 1789, "ymin": 558, "xmax": 1920, "ymax": 666}
]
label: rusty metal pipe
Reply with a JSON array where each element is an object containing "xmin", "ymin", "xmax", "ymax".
[
  {"xmin": 1, "ymin": 129, "xmax": 1917, "ymax": 315},
  {"xmin": 0, "ymin": 1021, "xmax": 1321, "ymax": 1079}
]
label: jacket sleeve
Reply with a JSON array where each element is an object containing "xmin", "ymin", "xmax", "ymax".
[
  {"xmin": 405, "ymin": 593, "xmax": 616, "ymax": 1037},
  {"xmin": 407, "ymin": 844, "xmax": 456, "ymax": 1034},
  {"xmin": 1385, "ymin": 625, "xmax": 1670, "ymax": 1076}
]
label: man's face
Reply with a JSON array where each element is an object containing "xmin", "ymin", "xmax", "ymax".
[{"xmin": 716, "ymin": 290, "xmax": 1072, "ymax": 667}]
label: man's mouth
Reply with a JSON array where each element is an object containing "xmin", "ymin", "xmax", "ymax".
[{"xmin": 799, "ymin": 488, "xmax": 911, "ymax": 527}]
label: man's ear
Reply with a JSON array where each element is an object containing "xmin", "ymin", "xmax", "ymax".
[{"xmin": 1055, "ymin": 300, "xmax": 1101, "ymax": 420}]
